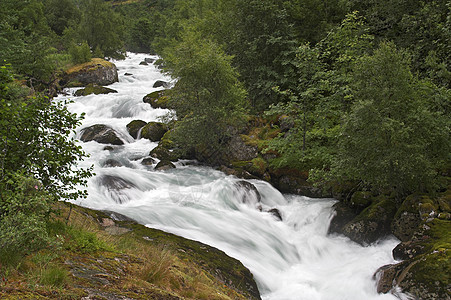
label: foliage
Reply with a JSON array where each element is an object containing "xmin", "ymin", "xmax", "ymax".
[
  {"xmin": 0, "ymin": 65, "xmax": 92, "ymax": 201},
  {"xmin": 79, "ymin": 0, "xmax": 125, "ymax": 59},
  {"xmin": 264, "ymin": 13, "xmax": 373, "ymax": 171},
  {"xmin": 162, "ymin": 31, "xmax": 247, "ymax": 156},
  {"xmin": 68, "ymin": 41, "xmax": 92, "ymax": 64},
  {"xmin": 333, "ymin": 42, "xmax": 450, "ymax": 195},
  {"xmin": 0, "ymin": 173, "xmax": 52, "ymax": 256}
]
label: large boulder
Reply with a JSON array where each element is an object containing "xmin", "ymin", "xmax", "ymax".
[
  {"xmin": 141, "ymin": 122, "xmax": 168, "ymax": 142},
  {"xmin": 80, "ymin": 124, "xmax": 124, "ymax": 145},
  {"xmin": 126, "ymin": 120, "xmax": 147, "ymax": 139},
  {"xmin": 375, "ymin": 218, "xmax": 450, "ymax": 299},
  {"xmin": 340, "ymin": 196, "xmax": 397, "ymax": 245},
  {"xmin": 143, "ymin": 90, "xmax": 170, "ymax": 109},
  {"xmin": 63, "ymin": 58, "xmax": 118, "ymax": 87},
  {"xmin": 74, "ymin": 84, "xmax": 117, "ymax": 96}
]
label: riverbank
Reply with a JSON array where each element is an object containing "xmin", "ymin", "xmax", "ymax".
[{"xmin": 0, "ymin": 202, "xmax": 260, "ymax": 300}]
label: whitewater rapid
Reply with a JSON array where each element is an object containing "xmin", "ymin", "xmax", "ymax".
[{"xmin": 58, "ymin": 53, "xmax": 403, "ymax": 300}]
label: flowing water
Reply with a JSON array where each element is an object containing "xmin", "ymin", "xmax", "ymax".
[{"xmin": 57, "ymin": 53, "xmax": 404, "ymax": 300}]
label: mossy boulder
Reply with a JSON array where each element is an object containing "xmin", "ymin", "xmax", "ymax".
[
  {"xmin": 149, "ymin": 145, "xmax": 179, "ymax": 161},
  {"xmin": 376, "ymin": 219, "xmax": 451, "ymax": 299},
  {"xmin": 341, "ymin": 196, "xmax": 397, "ymax": 245},
  {"xmin": 143, "ymin": 90, "xmax": 170, "ymax": 109},
  {"xmin": 328, "ymin": 201, "xmax": 359, "ymax": 234},
  {"xmin": 74, "ymin": 84, "xmax": 117, "ymax": 96},
  {"xmin": 155, "ymin": 160, "xmax": 176, "ymax": 171},
  {"xmin": 126, "ymin": 120, "xmax": 147, "ymax": 139},
  {"xmin": 63, "ymin": 58, "xmax": 118, "ymax": 87},
  {"xmin": 141, "ymin": 122, "xmax": 168, "ymax": 142},
  {"xmin": 80, "ymin": 124, "xmax": 124, "ymax": 145}
]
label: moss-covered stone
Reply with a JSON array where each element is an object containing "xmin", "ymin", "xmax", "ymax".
[
  {"xmin": 141, "ymin": 122, "xmax": 168, "ymax": 142},
  {"xmin": 74, "ymin": 84, "xmax": 117, "ymax": 96},
  {"xmin": 143, "ymin": 90, "xmax": 170, "ymax": 109},
  {"xmin": 126, "ymin": 120, "xmax": 147, "ymax": 139},
  {"xmin": 347, "ymin": 191, "xmax": 373, "ymax": 210},
  {"xmin": 342, "ymin": 196, "xmax": 397, "ymax": 245},
  {"xmin": 64, "ymin": 58, "xmax": 118, "ymax": 87}
]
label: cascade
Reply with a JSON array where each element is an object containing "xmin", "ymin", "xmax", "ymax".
[{"xmin": 57, "ymin": 53, "xmax": 404, "ymax": 300}]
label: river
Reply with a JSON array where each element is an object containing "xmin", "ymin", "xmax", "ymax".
[{"xmin": 57, "ymin": 53, "xmax": 405, "ymax": 300}]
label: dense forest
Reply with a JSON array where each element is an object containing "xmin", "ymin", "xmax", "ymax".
[{"xmin": 0, "ymin": 0, "xmax": 450, "ymax": 298}]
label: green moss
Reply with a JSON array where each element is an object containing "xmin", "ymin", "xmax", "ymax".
[
  {"xmin": 66, "ymin": 58, "xmax": 115, "ymax": 74},
  {"xmin": 408, "ymin": 250, "xmax": 450, "ymax": 296},
  {"xmin": 250, "ymin": 157, "xmax": 268, "ymax": 177},
  {"xmin": 354, "ymin": 196, "xmax": 397, "ymax": 222},
  {"xmin": 348, "ymin": 191, "xmax": 373, "ymax": 209},
  {"xmin": 143, "ymin": 90, "xmax": 170, "ymax": 109},
  {"xmin": 74, "ymin": 84, "xmax": 117, "ymax": 96}
]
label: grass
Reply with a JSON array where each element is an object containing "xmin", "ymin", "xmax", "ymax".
[{"xmin": 0, "ymin": 202, "xmax": 258, "ymax": 299}]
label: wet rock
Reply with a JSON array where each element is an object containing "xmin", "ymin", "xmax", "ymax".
[
  {"xmin": 98, "ymin": 175, "xmax": 136, "ymax": 204},
  {"xmin": 126, "ymin": 120, "xmax": 147, "ymax": 139},
  {"xmin": 141, "ymin": 122, "xmax": 168, "ymax": 142},
  {"xmin": 74, "ymin": 84, "xmax": 117, "ymax": 96},
  {"xmin": 233, "ymin": 180, "xmax": 261, "ymax": 205},
  {"xmin": 143, "ymin": 90, "xmax": 170, "ymax": 109},
  {"xmin": 153, "ymin": 80, "xmax": 170, "ymax": 88},
  {"xmin": 144, "ymin": 58, "xmax": 155, "ymax": 63},
  {"xmin": 392, "ymin": 241, "xmax": 425, "ymax": 260},
  {"xmin": 63, "ymin": 58, "xmax": 118, "ymax": 87},
  {"xmin": 139, "ymin": 61, "xmax": 148, "ymax": 65},
  {"xmin": 124, "ymin": 72, "xmax": 133, "ymax": 76},
  {"xmin": 80, "ymin": 124, "xmax": 124, "ymax": 145},
  {"xmin": 141, "ymin": 157, "xmax": 156, "ymax": 166},
  {"xmin": 102, "ymin": 159, "xmax": 122, "ymax": 168},
  {"xmin": 328, "ymin": 202, "xmax": 358, "ymax": 234},
  {"xmin": 103, "ymin": 146, "xmax": 115, "ymax": 151},
  {"xmin": 341, "ymin": 196, "xmax": 397, "ymax": 245},
  {"xmin": 268, "ymin": 208, "xmax": 283, "ymax": 221},
  {"xmin": 155, "ymin": 160, "xmax": 176, "ymax": 171}
]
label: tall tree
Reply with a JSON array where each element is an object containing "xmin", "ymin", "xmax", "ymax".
[
  {"xmin": 333, "ymin": 42, "xmax": 450, "ymax": 195},
  {"xmin": 162, "ymin": 31, "xmax": 247, "ymax": 157}
]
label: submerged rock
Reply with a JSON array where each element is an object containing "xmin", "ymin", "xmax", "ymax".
[
  {"xmin": 80, "ymin": 124, "xmax": 124, "ymax": 145},
  {"xmin": 233, "ymin": 180, "xmax": 261, "ymax": 206},
  {"xmin": 155, "ymin": 160, "xmax": 176, "ymax": 171},
  {"xmin": 102, "ymin": 159, "xmax": 122, "ymax": 168},
  {"xmin": 141, "ymin": 157, "xmax": 156, "ymax": 166},
  {"xmin": 63, "ymin": 58, "xmax": 118, "ymax": 87},
  {"xmin": 74, "ymin": 84, "xmax": 117, "ymax": 96},
  {"xmin": 98, "ymin": 175, "xmax": 137, "ymax": 204},
  {"xmin": 268, "ymin": 208, "xmax": 283, "ymax": 221},
  {"xmin": 126, "ymin": 120, "xmax": 147, "ymax": 139}
]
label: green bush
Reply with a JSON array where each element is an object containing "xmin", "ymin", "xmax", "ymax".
[
  {"xmin": 68, "ymin": 41, "xmax": 92, "ymax": 64},
  {"xmin": 0, "ymin": 173, "xmax": 52, "ymax": 255}
]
